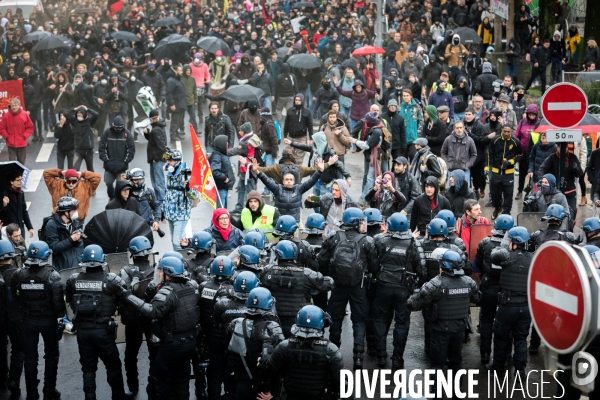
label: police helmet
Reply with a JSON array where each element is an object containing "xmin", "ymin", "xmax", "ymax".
[
  {"xmin": 542, "ymin": 204, "xmax": 567, "ymax": 222},
  {"xmin": 24, "ymin": 241, "xmax": 52, "ymax": 265},
  {"xmin": 583, "ymin": 245, "xmax": 600, "ymax": 255},
  {"xmin": 303, "ymin": 213, "xmax": 326, "ymax": 234},
  {"xmin": 158, "ymin": 256, "xmax": 185, "ymax": 278},
  {"xmin": 585, "ymin": 245, "xmax": 600, "ymax": 270},
  {"xmin": 364, "ymin": 208, "xmax": 383, "ymax": 226},
  {"xmin": 506, "ymin": 226, "xmax": 530, "ymax": 246},
  {"xmin": 233, "ymin": 271, "xmax": 259, "ymax": 300},
  {"xmin": 428, "ymin": 218, "xmax": 448, "ymax": 237},
  {"xmin": 210, "ymin": 256, "xmax": 234, "ymax": 277},
  {"xmin": 387, "ymin": 213, "xmax": 409, "ymax": 232},
  {"xmin": 0, "ymin": 240, "xmax": 16, "ymax": 260},
  {"xmin": 162, "ymin": 251, "xmax": 184, "ymax": 262},
  {"xmin": 273, "ymin": 215, "xmax": 298, "ymax": 237},
  {"xmin": 273, "ymin": 240, "xmax": 298, "ymax": 261},
  {"xmin": 492, "ymin": 214, "xmax": 514, "ymax": 235},
  {"xmin": 57, "ymin": 196, "xmax": 79, "ymax": 213},
  {"xmin": 439, "ymin": 250, "xmax": 463, "ymax": 270},
  {"xmin": 437, "ymin": 210, "xmax": 457, "ymax": 233},
  {"xmin": 128, "ymin": 236, "xmax": 153, "ymax": 256},
  {"xmin": 582, "ymin": 217, "xmax": 600, "ymax": 234},
  {"xmin": 190, "ymin": 231, "xmax": 214, "ymax": 252},
  {"xmin": 239, "ymin": 245, "xmax": 261, "ymax": 267},
  {"xmin": 128, "ymin": 168, "xmax": 146, "ymax": 190},
  {"xmin": 163, "ymin": 146, "xmax": 182, "ymax": 161},
  {"xmin": 295, "ymin": 305, "xmax": 324, "ymax": 330},
  {"xmin": 243, "ymin": 229, "xmax": 268, "ymax": 250},
  {"xmin": 80, "ymin": 244, "xmax": 106, "ymax": 267},
  {"xmin": 341, "ymin": 207, "xmax": 365, "ymax": 226},
  {"xmin": 246, "ymin": 287, "xmax": 274, "ymax": 310}
]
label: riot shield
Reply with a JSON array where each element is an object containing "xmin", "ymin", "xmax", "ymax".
[
  {"xmin": 469, "ymin": 224, "xmax": 493, "ymax": 261},
  {"xmin": 133, "ymin": 278, "xmax": 152, "ymax": 299},
  {"xmin": 105, "ymin": 253, "xmax": 131, "ymax": 275},
  {"xmin": 59, "ymin": 266, "xmax": 85, "ymax": 284},
  {"xmin": 516, "ymin": 212, "xmax": 569, "ymax": 233},
  {"xmin": 177, "ymin": 249, "xmax": 196, "ymax": 261}
]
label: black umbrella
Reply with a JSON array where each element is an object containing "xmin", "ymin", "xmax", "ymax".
[
  {"xmin": 286, "ymin": 54, "xmax": 322, "ymax": 69},
  {"xmin": 83, "ymin": 209, "xmax": 153, "ymax": 254},
  {"xmin": 112, "ymin": 31, "xmax": 141, "ymax": 42},
  {"xmin": 220, "ymin": 85, "xmax": 264, "ymax": 103},
  {"xmin": 277, "ymin": 46, "xmax": 293, "ymax": 59},
  {"xmin": 293, "ymin": 2, "xmax": 316, "ymax": 7},
  {"xmin": 154, "ymin": 17, "xmax": 182, "ymax": 27},
  {"xmin": 153, "ymin": 34, "xmax": 193, "ymax": 62},
  {"xmin": 197, "ymin": 36, "xmax": 230, "ymax": 56},
  {"xmin": 33, "ymin": 36, "xmax": 70, "ymax": 51},
  {"xmin": 453, "ymin": 27, "xmax": 481, "ymax": 44},
  {"xmin": 25, "ymin": 31, "xmax": 51, "ymax": 42},
  {"xmin": 71, "ymin": 7, "xmax": 98, "ymax": 14},
  {"xmin": 0, "ymin": 161, "xmax": 30, "ymax": 192}
]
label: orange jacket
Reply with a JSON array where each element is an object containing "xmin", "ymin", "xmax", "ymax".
[{"xmin": 43, "ymin": 168, "xmax": 101, "ymax": 221}]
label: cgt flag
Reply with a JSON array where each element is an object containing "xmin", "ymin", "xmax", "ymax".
[{"xmin": 189, "ymin": 125, "xmax": 218, "ymax": 209}]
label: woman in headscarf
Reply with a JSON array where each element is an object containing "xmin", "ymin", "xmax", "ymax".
[
  {"xmin": 203, "ymin": 208, "xmax": 245, "ymax": 254},
  {"xmin": 305, "ymin": 179, "xmax": 358, "ymax": 231},
  {"xmin": 422, "ymin": 104, "xmax": 447, "ymax": 156},
  {"xmin": 364, "ymin": 171, "xmax": 406, "ymax": 217}
]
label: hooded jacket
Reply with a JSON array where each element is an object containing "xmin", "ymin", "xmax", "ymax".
[
  {"xmin": 210, "ymin": 134, "xmax": 236, "ymax": 190},
  {"xmin": 180, "ymin": 65, "xmax": 198, "ymax": 106},
  {"xmin": 43, "ymin": 213, "xmax": 84, "ymax": 271},
  {"xmin": 106, "ymin": 180, "xmax": 141, "ymax": 213},
  {"xmin": 540, "ymin": 151, "xmax": 581, "ymax": 194},
  {"xmin": 166, "ymin": 73, "xmax": 187, "ymax": 111},
  {"xmin": 144, "ymin": 118, "xmax": 167, "ymax": 164},
  {"xmin": 259, "ymin": 112, "xmax": 279, "ymax": 158},
  {"xmin": 441, "ymin": 131, "xmax": 477, "ymax": 171},
  {"xmin": 444, "ymin": 34, "xmax": 468, "ymax": 67},
  {"xmin": 428, "ymin": 87, "xmax": 455, "ymax": 119},
  {"xmin": 98, "ymin": 116, "xmax": 136, "ymax": 172},
  {"xmin": 444, "ymin": 170, "xmax": 478, "ymax": 218},
  {"xmin": 474, "ymin": 62, "xmax": 498, "ymax": 100},
  {"xmin": 336, "ymin": 80, "xmax": 377, "ymax": 121},
  {"xmin": 321, "ymin": 116, "xmax": 353, "ymax": 157},
  {"xmin": 535, "ymin": 173, "xmax": 570, "ymax": 214},
  {"xmin": 284, "ymin": 93, "xmax": 313, "ymax": 139},
  {"xmin": 464, "ymin": 116, "xmax": 487, "ymax": 166},
  {"xmin": 304, "ymin": 179, "xmax": 358, "ymax": 231},
  {"xmin": 410, "ymin": 176, "xmax": 452, "ymax": 235},
  {"xmin": 70, "ymin": 107, "xmax": 99, "ymax": 150},
  {"xmin": 54, "ymin": 109, "xmax": 76, "ymax": 152},
  {"xmin": 238, "ymin": 99, "xmax": 262, "ymax": 137},
  {"xmin": 274, "ymin": 63, "xmax": 298, "ymax": 100},
  {"xmin": 43, "ymin": 168, "xmax": 101, "ymax": 222},
  {"xmin": 0, "ymin": 107, "xmax": 34, "ymax": 148},
  {"xmin": 528, "ymin": 139, "xmax": 557, "ymax": 182},
  {"xmin": 505, "ymin": 38, "xmax": 522, "ymax": 66},
  {"xmin": 381, "ymin": 107, "xmax": 407, "ymax": 155},
  {"xmin": 514, "ymin": 104, "xmax": 539, "ymax": 154},
  {"xmin": 399, "ymin": 99, "xmax": 424, "ymax": 145},
  {"xmin": 319, "ymin": 100, "xmax": 350, "ymax": 128},
  {"xmin": 423, "ymin": 105, "xmax": 447, "ymax": 156},
  {"xmin": 364, "ymin": 171, "xmax": 407, "ymax": 217},
  {"xmin": 232, "ymin": 190, "xmax": 280, "ymax": 231}
]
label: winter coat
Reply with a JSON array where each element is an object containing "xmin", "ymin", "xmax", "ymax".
[
  {"xmin": 163, "ymin": 162, "xmax": 198, "ymax": 222},
  {"xmin": 428, "ymin": 90, "xmax": 455, "ymax": 119},
  {"xmin": 505, "ymin": 39, "xmax": 521, "ymax": 66},
  {"xmin": 531, "ymin": 46, "xmax": 551, "ymax": 69},
  {"xmin": 142, "ymin": 70, "xmax": 166, "ymax": 100},
  {"xmin": 423, "ymin": 120, "xmax": 447, "ymax": 157},
  {"xmin": 283, "ymin": 106, "xmax": 313, "ymax": 139},
  {"xmin": 43, "ymin": 214, "xmax": 84, "ymax": 271},
  {"xmin": 381, "ymin": 110, "xmax": 407, "ymax": 155},
  {"xmin": 54, "ymin": 117, "xmax": 76, "ymax": 152},
  {"xmin": 98, "ymin": 123, "xmax": 136, "ymax": 173},
  {"xmin": 105, "ymin": 180, "xmax": 141, "ymax": 213},
  {"xmin": 210, "ymin": 135, "xmax": 235, "ymax": 191},
  {"xmin": 514, "ymin": 104, "xmax": 539, "ymax": 155},
  {"xmin": 320, "ymin": 118, "xmax": 353, "ymax": 156},
  {"xmin": 144, "ymin": 119, "xmax": 167, "ymax": 164},
  {"xmin": 409, "ymin": 176, "xmax": 452, "ymax": 235},
  {"xmin": 74, "ymin": 82, "xmax": 98, "ymax": 111},
  {"xmin": 0, "ymin": 108, "xmax": 34, "ymax": 148},
  {"xmin": 441, "ymin": 132, "xmax": 477, "ymax": 171},
  {"xmin": 238, "ymin": 107, "xmax": 263, "ymax": 138},
  {"xmin": 250, "ymin": 70, "xmax": 274, "ymax": 97},
  {"xmin": 399, "ymin": 100, "xmax": 424, "ymax": 145},
  {"xmin": 257, "ymin": 171, "xmax": 322, "ymax": 222},
  {"xmin": 539, "ymin": 153, "xmax": 581, "ymax": 194},
  {"xmin": 166, "ymin": 75, "xmax": 187, "ymax": 111},
  {"xmin": 204, "ymin": 112, "xmax": 236, "ymax": 150},
  {"xmin": 274, "ymin": 64, "xmax": 298, "ymax": 100},
  {"xmin": 180, "ymin": 69, "xmax": 198, "ymax": 106},
  {"xmin": 70, "ymin": 108, "xmax": 99, "ymax": 150},
  {"xmin": 464, "ymin": 118, "xmax": 487, "ymax": 166},
  {"xmin": 336, "ymin": 81, "xmax": 377, "ymax": 121},
  {"xmin": 394, "ymin": 172, "xmax": 420, "ymax": 214},
  {"xmin": 445, "ymin": 171, "xmax": 478, "ymax": 218},
  {"xmin": 259, "ymin": 116, "xmax": 279, "ymax": 158},
  {"xmin": 0, "ymin": 187, "xmax": 33, "ymax": 236},
  {"xmin": 423, "ymin": 61, "xmax": 443, "ymax": 87},
  {"xmin": 289, "ymin": 141, "xmax": 349, "ymax": 185},
  {"xmin": 314, "ymin": 86, "xmax": 339, "ymax": 113},
  {"xmin": 204, "ymin": 225, "xmax": 245, "ymax": 253},
  {"xmin": 474, "ymin": 71, "xmax": 499, "ymax": 100},
  {"xmin": 336, "ymin": 75, "xmax": 355, "ymax": 109},
  {"xmin": 43, "ymin": 169, "xmax": 101, "ymax": 222},
  {"xmin": 528, "ymin": 142, "xmax": 557, "ymax": 182},
  {"xmin": 52, "ymin": 77, "xmax": 74, "ymax": 113}
]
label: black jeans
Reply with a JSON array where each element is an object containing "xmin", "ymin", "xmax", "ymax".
[
  {"xmin": 124, "ymin": 323, "xmax": 151, "ymax": 390},
  {"xmin": 0, "ymin": 320, "xmax": 25, "ymax": 386},
  {"xmin": 187, "ymin": 105, "xmax": 198, "ymax": 133},
  {"xmin": 152, "ymin": 337, "xmax": 196, "ymax": 400},
  {"xmin": 479, "ymin": 285, "xmax": 499, "ymax": 355},
  {"xmin": 471, "ymin": 162, "xmax": 486, "ymax": 192},
  {"xmin": 492, "ymin": 304, "xmax": 531, "ymax": 370},
  {"xmin": 77, "ymin": 327, "xmax": 127, "ymax": 399},
  {"xmin": 491, "ymin": 173, "xmax": 515, "ymax": 214},
  {"xmin": 525, "ymin": 66, "xmax": 547, "ymax": 92},
  {"xmin": 327, "ymin": 283, "xmax": 367, "ymax": 352},
  {"xmin": 22, "ymin": 317, "xmax": 59, "ymax": 397},
  {"xmin": 206, "ymin": 337, "xmax": 228, "ymax": 400},
  {"xmin": 518, "ymin": 155, "xmax": 529, "ymax": 192},
  {"xmin": 57, "ymin": 148, "xmax": 75, "ymax": 170},
  {"xmin": 373, "ymin": 285, "xmax": 410, "ymax": 359},
  {"xmin": 104, "ymin": 170, "xmax": 125, "ymax": 200},
  {"xmin": 170, "ymin": 110, "xmax": 185, "ymax": 139},
  {"xmin": 74, "ymin": 148, "xmax": 95, "ymax": 172},
  {"xmin": 429, "ymin": 329, "xmax": 465, "ymax": 395}
]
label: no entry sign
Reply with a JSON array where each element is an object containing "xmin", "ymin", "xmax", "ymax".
[
  {"xmin": 541, "ymin": 83, "xmax": 588, "ymax": 129},
  {"xmin": 529, "ymin": 241, "xmax": 592, "ymax": 354}
]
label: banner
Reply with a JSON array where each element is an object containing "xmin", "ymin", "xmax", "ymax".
[
  {"xmin": 0, "ymin": 80, "xmax": 26, "ymax": 122},
  {"xmin": 189, "ymin": 125, "xmax": 219, "ymax": 209},
  {"xmin": 490, "ymin": 0, "xmax": 508, "ymax": 19}
]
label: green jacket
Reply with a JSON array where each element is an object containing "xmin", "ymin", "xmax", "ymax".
[{"xmin": 181, "ymin": 72, "xmax": 197, "ymax": 106}]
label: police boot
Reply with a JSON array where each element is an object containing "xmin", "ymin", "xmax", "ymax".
[
  {"xmin": 377, "ymin": 351, "xmax": 387, "ymax": 367},
  {"xmin": 42, "ymin": 389, "xmax": 61, "ymax": 400},
  {"xmin": 481, "ymin": 353, "xmax": 490, "ymax": 364},
  {"xmin": 6, "ymin": 379, "xmax": 20, "ymax": 397},
  {"xmin": 353, "ymin": 352, "xmax": 364, "ymax": 369},
  {"xmin": 391, "ymin": 357, "xmax": 404, "ymax": 370}
]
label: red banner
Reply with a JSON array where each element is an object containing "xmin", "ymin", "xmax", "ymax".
[
  {"xmin": 0, "ymin": 80, "xmax": 26, "ymax": 122},
  {"xmin": 260, "ymin": 0, "xmax": 271, "ymax": 25},
  {"xmin": 189, "ymin": 125, "xmax": 219, "ymax": 209}
]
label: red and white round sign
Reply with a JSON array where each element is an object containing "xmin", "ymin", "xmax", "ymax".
[{"xmin": 541, "ymin": 83, "xmax": 588, "ymax": 129}]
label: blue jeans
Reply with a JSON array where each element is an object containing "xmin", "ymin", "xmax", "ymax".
[
  {"xmin": 341, "ymin": 105, "xmax": 351, "ymax": 119},
  {"xmin": 235, "ymin": 177, "xmax": 256, "ymax": 213},
  {"xmin": 168, "ymin": 220, "xmax": 187, "ymax": 250},
  {"xmin": 217, "ymin": 189, "xmax": 228, "ymax": 209},
  {"xmin": 150, "ymin": 161, "xmax": 166, "ymax": 205},
  {"xmin": 312, "ymin": 180, "xmax": 332, "ymax": 213},
  {"xmin": 551, "ymin": 58, "xmax": 563, "ymax": 82},
  {"xmin": 350, "ymin": 118, "xmax": 360, "ymax": 134},
  {"xmin": 260, "ymin": 96, "xmax": 272, "ymax": 109},
  {"xmin": 262, "ymin": 154, "xmax": 275, "ymax": 195},
  {"xmin": 302, "ymin": 87, "xmax": 313, "ymax": 111},
  {"xmin": 507, "ymin": 64, "xmax": 518, "ymax": 83},
  {"xmin": 360, "ymin": 164, "xmax": 376, "ymax": 201}
]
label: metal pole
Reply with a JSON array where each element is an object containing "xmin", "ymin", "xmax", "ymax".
[
  {"xmin": 375, "ymin": 0, "xmax": 384, "ymax": 97},
  {"xmin": 559, "ymin": 142, "xmax": 567, "ymax": 192}
]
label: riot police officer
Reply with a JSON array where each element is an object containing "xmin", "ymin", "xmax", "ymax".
[
  {"xmin": 226, "ymin": 287, "xmax": 284, "ymax": 400},
  {"xmin": 214, "ymin": 271, "xmax": 260, "ymax": 330},
  {"xmin": 302, "ymin": 213, "xmax": 327, "ymax": 310},
  {"xmin": 122, "ymin": 256, "xmax": 201, "ymax": 399},
  {"xmin": 118, "ymin": 236, "xmax": 156, "ymax": 395},
  {"xmin": 243, "ymin": 228, "xmax": 271, "ymax": 258},
  {"xmin": 437, "ymin": 210, "xmax": 469, "ymax": 254},
  {"xmin": 199, "ymin": 255, "xmax": 235, "ymax": 400},
  {"xmin": 185, "ymin": 231, "xmax": 215, "ymax": 284},
  {"xmin": 531, "ymin": 204, "xmax": 578, "ymax": 250},
  {"xmin": 65, "ymin": 244, "xmax": 132, "ymax": 400},
  {"xmin": 235, "ymin": 245, "xmax": 263, "ymax": 277},
  {"xmin": 407, "ymin": 250, "xmax": 480, "ymax": 390},
  {"xmin": 317, "ymin": 207, "xmax": 379, "ymax": 369},
  {"xmin": 373, "ymin": 213, "xmax": 426, "ymax": 369},
  {"xmin": 0, "ymin": 240, "xmax": 24, "ymax": 397},
  {"xmin": 267, "ymin": 305, "xmax": 344, "ymax": 400},
  {"xmin": 261, "ymin": 240, "xmax": 333, "ymax": 337},
  {"xmin": 12, "ymin": 241, "xmax": 65, "ymax": 400},
  {"xmin": 488, "ymin": 227, "xmax": 534, "ymax": 377},
  {"xmin": 582, "ymin": 217, "xmax": 600, "ymax": 247},
  {"xmin": 364, "ymin": 207, "xmax": 385, "ymax": 355},
  {"xmin": 418, "ymin": 218, "xmax": 463, "ymax": 353},
  {"xmin": 364, "ymin": 208, "xmax": 384, "ymax": 236},
  {"xmin": 475, "ymin": 214, "xmax": 514, "ymax": 364},
  {"xmin": 272, "ymin": 215, "xmax": 319, "ymax": 271}
]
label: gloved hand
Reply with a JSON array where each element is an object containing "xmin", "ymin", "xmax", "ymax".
[{"xmin": 502, "ymin": 160, "xmax": 511, "ymax": 169}]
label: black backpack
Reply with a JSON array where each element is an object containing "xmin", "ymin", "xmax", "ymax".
[
  {"xmin": 38, "ymin": 216, "xmax": 54, "ymax": 242},
  {"xmin": 330, "ymin": 231, "xmax": 366, "ymax": 286}
]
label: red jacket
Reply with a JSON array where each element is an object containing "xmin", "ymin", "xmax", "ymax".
[
  {"xmin": 0, "ymin": 108, "xmax": 34, "ymax": 148},
  {"xmin": 456, "ymin": 215, "xmax": 492, "ymax": 258}
]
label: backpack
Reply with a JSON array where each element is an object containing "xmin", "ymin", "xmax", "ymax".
[
  {"xmin": 280, "ymin": 73, "xmax": 295, "ymax": 94},
  {"xmin": 424, "ymin": 153, "xmax": 448, "ymax": 189},
  {"xmin": 330, "ymin": 231, "xmax": 366, "ymax": 286},
  {"xmin": 273, "ymin": 121, "xmax": 282, "ymax": 141},
  {"xmin": 38, "ymin": 216, "xmax": 54, "ymax": 242}
]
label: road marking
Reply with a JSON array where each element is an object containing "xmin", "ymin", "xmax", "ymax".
[
  {"xmin": 26, "ymin": 202, "xmax": 30, "ymax": 210},
  {"xmin": 176, "ymin": 140, "xmax": 182, "ymax": 152},
  {"xmin": 46, "ymin": 131, "xmax": 54, "ymax": 138},
  {"xmin": 535, "ymin": 281, "xmax": 578, "ymax": 315},
  {"xmin": 24, "ymin": 169, "xmax": 43, "ymax": 192},
  {"xmin": 185, "ymin": 220, "xmax": 192, "ymax": 238},
  {"xmin": 36, "ymin": 143, "xmax": 54, "ymax": 163},
  {"xmin": 548, "ymin": 102, "xmax": 581, "ymax": 111}
]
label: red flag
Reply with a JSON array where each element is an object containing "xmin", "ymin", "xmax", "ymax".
[
  {"xmin": 260, "ymin": 0, "xmax": 271, "ymax": 25},
  {"xmin": 189, "ymin": 125, "xmax": 219, "ymax": 209}
]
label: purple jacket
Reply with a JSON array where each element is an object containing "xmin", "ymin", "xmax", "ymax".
[
  {"xmin": 337, "ymin": 80, "xmax": 377, "ymax": 121},
  {"xmin": 514, "ymin": 104, "xmax": 539, "ymax": 154}
]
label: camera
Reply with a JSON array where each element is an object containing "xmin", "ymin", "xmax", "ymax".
[
  {"xmin": 73, "ymin": 229, "xmax": 88, "ymax": 240},
  {"xmin": 181, "ymin": 167, "xmax": 192, "ymax": 181},
  {"xmin": 522, "ymin": 195, "xmax": 539, "ymax": 212},
  {"xmin": 378, "ymin": 179, "xmax": 388, "ymax": 185}
]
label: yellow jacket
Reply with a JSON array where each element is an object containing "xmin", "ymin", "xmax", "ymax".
[
  {"xmin": 567, "ymin": 33, "xmax": 581, "ymax": 54},
  {"xmin": 477, "ymin": 24, "xmax": 493, "ymax": 45}
]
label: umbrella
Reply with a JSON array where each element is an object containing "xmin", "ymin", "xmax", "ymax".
[
  {"xmin": 154, "ymin": 17, "xmax": 182, "ymax": 27},
  {"xmin": 83, "ymin": 209, "xmax": 153, "ymax": 254},
  {"xmin": 24, "ymin": 31, "xmax": 51, "ymax": 42},
  {"xmin": 351, "ymin": 45, "xmax": 386, "ymax": 57},
  {"xmin": 153, "ymin": 34, "xmax": 193, "ymax": 62},
  {"xmin": 293, "ymin": 2, "xmax": 316, "ymax": 7},
  {"xmin": 56, "ymin": 35, "xmax": 74, "ymax": 46},
  {"xmin": 535, "ymin": 114, "xmax": 600, "ymax": 134},
  {"xmin": 71, "ymin": 7, "xmax": 98, "ymax": 14},
  {"xmin": 33, "ymin": 36, "xmax": 70, "ymax": 51},
  {"xmin": 453, "ymin": 27, "xmax": 481, "ymax": 44},
  {"xmin": 286, "ymin": 54, "xmax": 322, "ymax": 69},
  {"xmin": 219, "ymin": 85, "xmax": 265, "ymax": 103},
  {"xmin": 0, "ymin": 161, "xmax": 31, "ymax": 192},
  {"xmin": 277, "ymin": 46, "xmax": 293, "ymax": 59},
  {"xmin": 197, "ymin": 36, "xmax": 230, "ymax": 56},
  {"xmin": 112, "ymin": 31, "xmax": 141, "ymax": 42}
]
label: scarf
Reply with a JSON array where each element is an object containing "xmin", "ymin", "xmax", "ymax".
[
  {"xmin": 211, "ymin": 58, "xmax": 228, "ymax": 84},
  {"xmin": 212, "ymin": 208, "xmax": 232, "ymax": 241},
  {"xmin": 303, "ymin": 36, "xmax": 312, "ymax": 54}
]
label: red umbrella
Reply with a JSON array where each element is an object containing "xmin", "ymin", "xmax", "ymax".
[
  {"xmin": 351, "ymin": 45, "xmax": 386, "ymax": 57},
  {"xmin": 536, "ymin": 114, "xmax": 600, "ymax": 134}
]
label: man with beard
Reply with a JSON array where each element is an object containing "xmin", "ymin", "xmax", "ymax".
[
  {"xmin": 409, "ymin": 138, "xmax": 442, "ymax": 191},
  {"xmin": 233, "ymin": 190, "xmax": 280, "ymax": 232},
  {"xmin": 238, "ymin": 99, "xmax": 262, "ymax": 138},
  {"xmin": 464, "ymin": 107, "xmax": 487, "ymax": 198}
]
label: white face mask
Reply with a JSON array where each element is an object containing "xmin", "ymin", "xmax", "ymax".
[
  {"xmin": 71, "ymin": 211, "xmax": 79, "ymax": 220},
  {"xmin": 194, "ymin": 58, "xmax": 200, "ymax": 63},
  {"xmin": 216, "ymin": 57, "xmax": 222, "ymax": 61},
  {"xmin": 77, "ymin": 116, "xmax": 84, "ymax": 121},
  {"xmin": 167, "ymin": 165, "xmax": 175, "ymax": 172},
  {"xmin": 494, "ymin": 87, "xmax": 500, "ymax": 92},
  {"xmin": 100, "ymin": 79, "xmax": 107, "ymax": 85},
  {"xmin": 130, "ymin": 76, "xmax": 136, "ymax": 81}
]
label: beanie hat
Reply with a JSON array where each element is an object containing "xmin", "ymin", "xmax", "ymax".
[
  {"xmin": 324, "ymin": 58, "xmax": 333, "ymax": 66},
  {"xmin": 365, "ymin": 112, "xmax": 379, "ymax": 125},
  {"xmin": 64, "ymin": 169, "xmax": 79, "ymax": 179},
  {"xmin": 74, "ymin": 73, "xmax": 83, "ymax": 81},
  {"xmin": 240, "ymin": 122, "xmax": 253, "ymax": 133},
  {"xmin": 149, "ymin": 109, "xmax": 159, "ymax": 118},
  {"xmin": 194, "ymin": 52, "xmax": 202, "ymax": 59},
  {"xmin": 387, "ymin": 99, "xmax": 399, "ymax": 107},
  {"xmin": 259, "ymin": 107, "xmax": 271, "ymax": 116},
  {"xmin": 215, "ymin": 50, "xmax": 223, "ymax": 56}
]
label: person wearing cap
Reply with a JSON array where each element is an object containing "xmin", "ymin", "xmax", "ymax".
[
  {"xmin": 390, "ymin": 156, "xmax": 419, "ymax": 215},
  {"xmin": 99, "ymin": 115, "xmax": 136, "ymax": 200},
  {"xmin": 190, "ymin": 52, "xmax": 210, "ymax": 122},
  {"xmin": 381, "ymin": 99, "xmax": 407, "ymax": 160},
  {"xmin": 428, "ymin": 79, "xmax": 455, "ymax": 120},
  {"xmin": 429, "ymin": 71, "xmax": 453, "ymax": 94},
  {"xmin": 143, "ymin": 109, "xmax": 167, "ymax": 204},
  {"xmin": 487, "ymin": 124, "xmax": 522, "ymax": 219},
  {"xmin": 539, "ymin": 143, "xmax": 582, "ymax": 220},
  {"xmin": 324, "ymin": 57, "xmax": 341, "ymax": 83},
  {"xmin": 409, "ymin": 137, "xmax": 443, "ymax": 190},
  {"xmin": 524, "ymin": 38, "xmax": 551, "ymax": 93},
  {"xmin": 496, "ymin": 93, "xmax": 517, "ymax": 130},
  {"xmin": 43, "ymin": 168, "xmax": 101, "ymax": 224}
]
